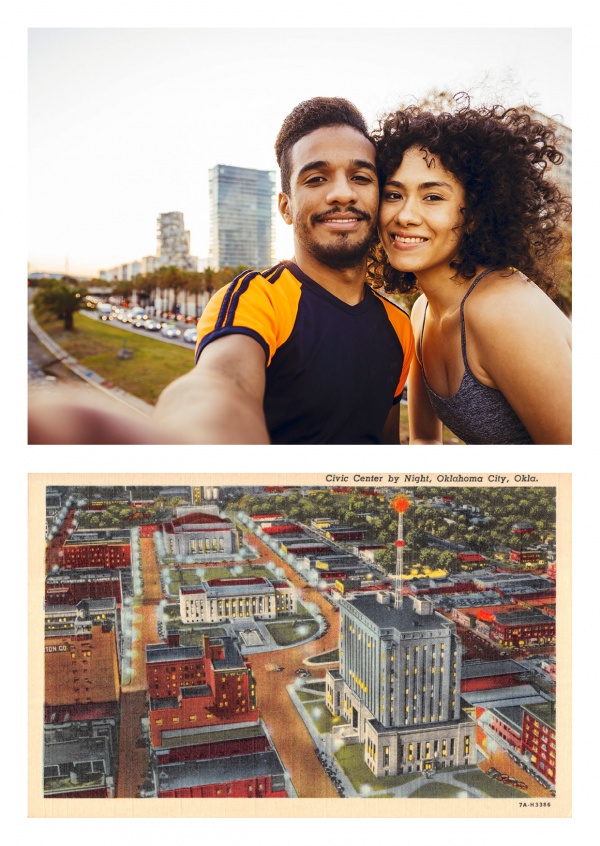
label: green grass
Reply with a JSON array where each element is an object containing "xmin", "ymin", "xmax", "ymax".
[
  {"xmin": 301, "ymin": 701, "xmax": 338, "ymax": 734},
  {"xmin": 454, "ymin": 769, "xmax": 524, "ymax": 798},
  {"xmin": 334, "ymin": 744, "xmax": 419, "ymax": 792},
  {"xmin": 177, "ymin": 627, "xmax": 228, "ymax": 644},
  {"xmin": 295, "ymin": 690, "xmax": 324, "ymax": 703},
  {"xmin": 409, "ymin": 781, "xmax": 463, "ymax": 798},
  {"xmin": 38, "ymin": 312, "xmax": 195, "ymax": 404},
  {"xmin": 265, "ymin": 619, "xmax": 320, "ymax": 645}
]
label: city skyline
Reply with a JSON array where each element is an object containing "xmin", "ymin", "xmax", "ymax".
[{"xmin": 28, "ymin": 27, "xmax": 571, "ymax": 277}]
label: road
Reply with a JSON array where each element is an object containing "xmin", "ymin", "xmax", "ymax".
[
  {"xmin": 116, "ymin": 536, "xmax": 164, "ymax": 797},
  {"xmin": 242, "ymin": 531, "xmax": 340, "ymax": 798}
]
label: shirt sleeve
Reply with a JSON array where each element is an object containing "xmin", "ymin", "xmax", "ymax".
[{"xmin": 195, "ymin": 270, "xmax": 298, "ymax": 366}]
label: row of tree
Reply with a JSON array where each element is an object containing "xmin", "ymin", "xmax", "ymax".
[
  {"xmin": 30, "ymin": 264, "xmax": 250, "ymax": 330},
  {"xmin": 229, "ymin": 486, "xmax": 556, "ymax": 567}
]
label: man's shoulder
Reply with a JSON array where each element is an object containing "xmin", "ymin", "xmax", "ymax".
[{"xmin": 220, "ymin": 262, "xmax": 300, "ymax": 293}]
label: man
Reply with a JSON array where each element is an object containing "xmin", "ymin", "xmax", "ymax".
[{"xmin": 29, "ymin": 97, "xmax": 414, "ymax": 445}]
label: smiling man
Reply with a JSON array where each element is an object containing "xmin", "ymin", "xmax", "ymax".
[
  {"xmin": 153, "ymin": 97, "xmax": 414, "ymax": 444},
  {"xmin": 29, "ymin": 98, "xmax": 414, "ymax": 445}
]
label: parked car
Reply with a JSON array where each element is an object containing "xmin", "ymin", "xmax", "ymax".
[
  {"xmin": 183, "ymin": 327, "xmax": 198, "ymax": 344},
  {"xmin": 161, "ymin": 323, "xmax": 182, "ymax": 339}
]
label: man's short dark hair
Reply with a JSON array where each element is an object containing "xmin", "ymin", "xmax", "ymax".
[{"xmin": 275, "ymin": 97, "xmax": 370, "ymax": 194}]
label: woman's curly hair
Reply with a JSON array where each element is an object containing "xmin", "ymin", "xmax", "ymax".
[{"xmin": 367, "ymin": 97, "xmax": 571, "ymax": 297}]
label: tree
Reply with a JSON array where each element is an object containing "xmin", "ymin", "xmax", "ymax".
[
  {"xmin": 186, "ymin": 271, "xmax": 208, "ymax": 318},
  {"xmin": 33, "ymin": 278, "xmax": 88, "ymax": 330},
  {"xmin": 155, "ymin": 265, "xmax": 189, "ymax": 314}
]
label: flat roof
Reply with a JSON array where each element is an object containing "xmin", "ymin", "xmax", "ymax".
[
  {"xmin": 146, "ymin": 644, "xmax": 204, "ymax": 664},
  {"xmin": 159, "ymin": 722, "xmax": 265, "ymax": 749},
  {"xmin": 64, "ymin": 529, "xmax": 131, "ymax": 545},
  {"xmin": 342, "ymin": 594, "xmax": 451, "ymax": 635},
  {"xmin": 522, "ymin": 701, "xmax": 556, "ymax": 729},
  {"xmin": 157, "ymin": 750, "xmax": 284, "ymax": 790},
  {"xmin": 462, "ymin": 660, "xmax": 524, "ymax": 679}
]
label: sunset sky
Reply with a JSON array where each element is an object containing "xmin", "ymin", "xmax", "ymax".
[{"xmin": 28, "ymin": 25, "xmax": 571, "ymax": 278}]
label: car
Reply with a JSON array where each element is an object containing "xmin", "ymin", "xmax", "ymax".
[
  {"xmin": 99, "ymin": 311, "xmax": 115, "ymax": 321},
  {"xmin": 131, "ymin": 316, "xmax": 148, "ymax": 328},
  {"xmin": 144, "ymin": 319, "xmax": 162, "ymax": 332},
  {"xmin": 183, "ymin": 327, "xmax": 198, "ymax": 344},
  {"xmin": 162, "ymin": 323, "xmax": 182, "ymax": 339},
  {"xmin": 295, "ymin": 669, "xmax": 311, "ymax": 677}
]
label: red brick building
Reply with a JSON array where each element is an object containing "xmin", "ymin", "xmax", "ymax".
[
  {"xmin": 146, "ymin": 637, "xmax": 257, "ymax": 748},
  {"xmin": 61, "ymin": 529, "xmax": 131, "ymax": 570},
  {"xmin": 521, "ymin": 702, "xmax": 556, "ymax": 784}
]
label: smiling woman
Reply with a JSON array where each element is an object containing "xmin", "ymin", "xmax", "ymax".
[{"xmin": 367, "ymin": 98, "xmax": 572, "ymax": 445}]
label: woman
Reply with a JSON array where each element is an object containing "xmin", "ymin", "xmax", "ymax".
[{"xmin": 368, "ymin": 99, "xmax": 572, "ymax": 444}]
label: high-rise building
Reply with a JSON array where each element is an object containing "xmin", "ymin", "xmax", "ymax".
[
  {"xmin": 156, "ymin": 211, "xmax": 197, "ymax": 270},
  {"xmin": 326, "ymin": 590, "xmax": 476, "ymax": 777},
  {"xmin": 208, "ymin": 165, "xmax": 276, "ymax": 270}
]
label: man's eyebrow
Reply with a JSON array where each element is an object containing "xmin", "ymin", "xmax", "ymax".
[
  {"xmin": 384, "ymin": 179, "xmax": 454, "ymax": 191},
  {"xmin": 297, "ymin": 159, "xmax": 378, "ymax": 178}
]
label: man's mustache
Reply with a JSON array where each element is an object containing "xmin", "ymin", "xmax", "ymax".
[{"xmin": 311, "ymin": 206, "xmax": 372, "ymax": 225}]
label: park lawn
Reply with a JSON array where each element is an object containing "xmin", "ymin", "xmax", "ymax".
[
  {"xmin": 408, "ymin": 781, "xmax": 462, "ymax": 798},
  {"xmin": 454, "ymin": 769, "xmax": 524, "ymax": 798},
  {"xmin": 265, "ymin": 619, "xmax": 320, "ymax": 645},
  {"xmin": 38, "ymin": 313, "xmax": 195, "ymax": 404},
  {"xmin": 334, "ymin": 743, "xmax": 419, "ymax": 792}
]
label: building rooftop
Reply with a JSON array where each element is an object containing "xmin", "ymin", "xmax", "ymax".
[
  {"xmin": 462, "ymin": 660, "xmax": 525, "ymax": 679},
  {"xmin": 494, "ymin": 608, "xmax": 554, "ymax": 626},
  {"xmin": 491, "ymin": 704, "xmax": 525, "ymax": 731},
  {"xmin": 64, "ymin": 529, "xmax": 131, "ymax": 545},
  {"xmin": 156, "ymin": 750, "xmax": 284, "ymax": 790},
  {"xmin": 145, "ymin": 644, "xmax": 204, "ymax": 664},
  {"xmin": 179, "ymin": 685, "xmax": 212, "ymax": 699},
  {"xmin": 342, "ymin": 594, "xmax": 452, "ymax": 635},
  {"xmin": 159, "ymin": 721, "xmax": 265, "ymax": 748},
  {"xmin": 461, "ymin": 684, "xmax": 546, "ymax": 709},
  {"xmin": 523, "ymin": 701, "xmax": 556, "ymax": 730}
]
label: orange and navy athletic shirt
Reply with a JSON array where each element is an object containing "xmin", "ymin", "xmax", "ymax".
[{"xmin": 195, "ymin": 260, "xmax": 414, "ymax": 444}]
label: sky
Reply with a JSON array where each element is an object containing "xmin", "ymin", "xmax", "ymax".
[{"xmin": 28, "ymin": 25, "xmax": 572, "ymax": 278}]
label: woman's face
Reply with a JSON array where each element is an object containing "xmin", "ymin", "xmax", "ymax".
[{"xmin": 378, "ymin": 146, "xmax": 467, "ymax": 280}]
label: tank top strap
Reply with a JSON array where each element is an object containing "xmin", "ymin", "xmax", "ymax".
[
  {"xmin": 459, "ymin": 268, "xmax": 498, "ymax": 366},
  {"xmin": 418, "ymin": 300, "xmax": 428, "ymax": 362}
]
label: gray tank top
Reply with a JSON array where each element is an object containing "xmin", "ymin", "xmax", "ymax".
[{"xmin": 419, "ymin": 269, "xmax": 534, "ymax": 445}]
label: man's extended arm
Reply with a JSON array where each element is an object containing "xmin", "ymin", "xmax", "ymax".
[
  {"xmin": 28, "ymin": 334, "xmax": 270, "ymax": 445},
  {"xmin": 152, "ymin": 334, "xmax": 270, "ymax": 443}
]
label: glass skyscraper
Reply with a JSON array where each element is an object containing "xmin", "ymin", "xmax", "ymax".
[{"xmin": 208, "ymin": 165, "xmax": 276, "ymax": 270}]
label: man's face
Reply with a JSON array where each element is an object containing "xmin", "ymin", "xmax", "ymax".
[{"xmin": 279, "ymin": 125, "xmax": 379, "ymax": 270}]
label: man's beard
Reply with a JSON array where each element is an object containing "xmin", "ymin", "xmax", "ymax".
[{"xmin": 296, "ymin": 209, "xmax": 375, "ymax": 270}]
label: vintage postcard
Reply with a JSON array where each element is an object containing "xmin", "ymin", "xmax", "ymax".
[{"xmin": 29, "ymin": 472, "xmax": 571, "ymax": 818}]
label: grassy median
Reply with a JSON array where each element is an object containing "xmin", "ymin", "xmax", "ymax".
[{"xmin": 38, "ymin": 313, "xmax": 195, "ymax": 405}]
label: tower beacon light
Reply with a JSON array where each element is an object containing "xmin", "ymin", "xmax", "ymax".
[{"xmin": 390, "ymin": 496, "xmax": 411, "ymax": 608}]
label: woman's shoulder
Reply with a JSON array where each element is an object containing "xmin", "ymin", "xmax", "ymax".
[
  {"xmin": 466, "ymin": 268, "xmax": 571, "ymax": 343},
  {"xmin": 467, "ymin": 269, "xmax": 566, "ymax": 320}
]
